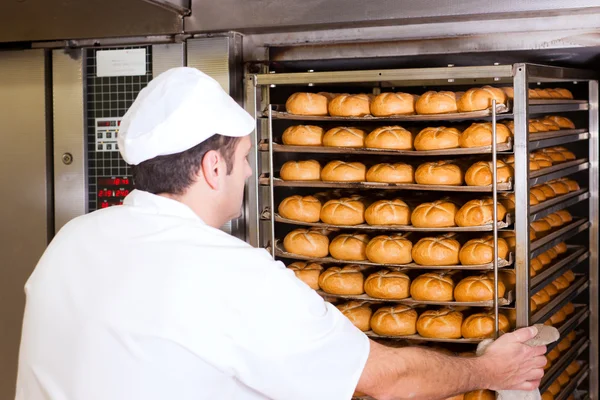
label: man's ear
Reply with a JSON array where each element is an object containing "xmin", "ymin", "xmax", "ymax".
[{"xmin": 201, "ymin": 150, "xmax": 221, "ymax": 190}]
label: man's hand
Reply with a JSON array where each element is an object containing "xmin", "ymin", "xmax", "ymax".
[{"xmin": 479, "ymin": 326, "xmax": 548, "ymax": 391}]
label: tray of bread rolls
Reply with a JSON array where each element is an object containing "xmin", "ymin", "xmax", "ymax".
[
  {"xmin": 529, "ymin": 159, "xmax": 589, "ymax": 179},
  {"xmin": 531, "ymin": 218, "xmax": 589, "ymax": 254},
  {"xmin": 529, "ymin": 188, "xmax": 589, "ymax": 216},
  {"xmin": 541, "ymin": 335, "xmax": 589, "ymax": 392},
  {"xmin": 552, "ymin": 362, "xmax": 589, "ymax": 400},
  {"xmin": 529, "ymin": 128, "xmax": 588, "ymax": 143}
]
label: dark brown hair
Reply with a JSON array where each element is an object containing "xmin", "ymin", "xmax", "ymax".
[{"xmin": 132, "ymin": 134, "xmax": 242, "ymax": 195}]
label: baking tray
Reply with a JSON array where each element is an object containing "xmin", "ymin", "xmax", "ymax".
[
  {"xmin": 530, "ymin": 189, "xmax": 589, "ymax": 216},
  {"xmin": 530, "ymin": 246, "xmax": 589, "ymax": 291},
  {"xmin": 260, "ymin": 175, "xmax": 513, "ymax": 192},
  {"xmin": 317, "ymin": 290, "xmax": 512, "ymax": 307},
  {"xmin": 274, "ymin": 240, "xmax": 514, "ymax": 271},
  {"xmin": 529, "ymin": 128, "xmax": 588, "ymax": 143},
  {"xmin": 365, "ymin": 331, "xmax": 484, "ymax": 343},
  {"xmin": 531, "ymin": 275, "xmax": 589, "ymax": 325},
  {"xmin": 541, "ymin": 336, "xmax": 589, "ymax": 392},
  {"xmin": 259, "ymin": 139, "xmax": 513, "ymax": 156},
  {"xmin": 265, "ymin": 103, "xmax": 509, "ymax": 122},
  {"xmin": 546, "ymin": 305, "xmax": 590, "ymax": 354},
  {"xmin": 531, "ymin": 218, "xmax": 590, "ymax": 255},
  {"xmin": 528, "ymin": 100, "xmax": 588, "ymax": 105},
  {"xmin": 554, "ymin": 363, "xmax": 589, "ymax": 400},
  {"xmin": 529, "ymin": 159, "xmax": 589, "ymax": 179},
  {"xmin": 272, "ymin": 213, "xmax": 512, "ymax": 232}
]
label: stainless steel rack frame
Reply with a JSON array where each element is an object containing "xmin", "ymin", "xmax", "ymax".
[{"xmin": 245, "ymin": 63, "xmax": 598, "ymax": 398}]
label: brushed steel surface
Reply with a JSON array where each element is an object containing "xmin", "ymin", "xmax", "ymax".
[
  {"xmin": 0, "ymin": 49, "xmax": 49, "ymax": 400},
  {"xmin": 52, "ymin": 49, "xmax": 86, "ymax": 232},
  {"xmin": 152, "ymin": 43, "xmax": 184, "ymax": 77}
]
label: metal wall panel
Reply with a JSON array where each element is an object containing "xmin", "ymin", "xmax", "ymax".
[
  {"xmin": 152, "ymin": 43, "xmax": 185, "ymax": 77},
  {"xmin": 0, "ymin": 49, "xmax": 49, "ymax": 400},
  {"xmin": 53, "ymin": 49, "xmax": 87, "ymax": 232},
  {"xmin": 186, "ymin": 0, "xmax": 600, "ymax": 33}
]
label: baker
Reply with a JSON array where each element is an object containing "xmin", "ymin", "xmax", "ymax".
[{"xmin": 16, "ymin": 67, "xmax": 546, "ymax": 400}]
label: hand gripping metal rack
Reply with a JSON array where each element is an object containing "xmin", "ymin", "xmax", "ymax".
[{"xmin": 244, "ymin": 63, "xmax": 598, "ymax": 399}]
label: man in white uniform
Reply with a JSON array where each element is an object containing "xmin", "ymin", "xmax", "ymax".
[{"xmin": 16, "ymin": 67, "xmax": 547, "ymax": 400}]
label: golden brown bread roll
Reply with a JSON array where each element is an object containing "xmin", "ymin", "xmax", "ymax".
[
  {"xmin": 544, "ymin": 283, "xmax": 559, "ymax": 298},
  {"xmin": 505, "ymin": 154, "xmax": 541, "ymax": 171},
  {"xmin": 464, "ymin": 390, "xmax": 496, "ymax": 400},
  {"xmin": 566, "ymin": 360, "xmax": 581, "ymax": 376},
  {"xmin": 544, "ymin": 213, "xmax": 565, "ymax": 228},
  {"xmin": 412, "ymin": 236, "xmax": 461, "ymax": 266},
  {"xmin": 364, "ymin": 199, "xmax": 411, "ymax": 226},
  {"xmin": 287, "ymin": 262, "xmax": 323, "ymax": 290},
  {"xmin": 562, "ymin": 302, "xmax": 576, "ymax": 316},
  {"xmin": 537, "ymin": 252, "xmax": 552, "ymax": 267},
  {"xmin": 278, "ymin": 195, "xmax": 322, "ymax": 223},
  {"xmin": 546, "ymin": 248, "xmax": 558, "ymax": 260},
  {"xmin": 506, "ymin": 120, "xmax": 539, "ymax": 134},
  {"xmin": 321, "ymin": 160, "xmax": 366, "ymax": 182},
  {"xmin": 328, "ymin": 94, "xmax": 371, "ymax": 117},
  {"xmin": 553, "ymin": 276, "xmax": 570, "ymax": 292},
  {"xmin": 322, "ymin": 127, "xmax": 366, "ymax": 148},
  {"xmin": 530, "ymin": 119, "xmax": 549, "ymax": 132},
  {"xmin": 415, "ymin": 161, "xmax": 463, "ymax": 186},
  {"xmin": 547, "ymin": 381, "xmax": 561, "ymax": 396},
  {"xmin": 460, "ymin": 236, "xmax": 509, "ymax": 265},
  {"xmin": 286, "ymin": 92, "xmax": 329, "ymax": 116},
  {"xmin": 365, "ymin": 126, "xmax": 413, "ymax": 150},
  {"xmin": 540, "ymin": 148, "xmax": 567, "ymax": 163},
  {"xmin": 455, "ymin": 198, "xmax": 507, "ymax": 227},
  {"xmin": 457, "ymin": 86, "xmax": 507, "ymax": 112},
  {"xmin": 563, "ymin": 270, "xmax": 576, "ymax": 283},
  {"xmin": 530, "ymin": 219, "xmax": 553, "ymax": 235},
  {"xmin": 337, "ymin": 301, "xmax": 372, "ymax": 332},
  {"xmin": 545, "ymin": 115, "xmax": 575, "ymax": 129},
  {"xmin": 566, "ymin": 330, "xmax": 576, "ymax": 342},
  {"xmin": 465, "ymin": 160, "xmax": 513, "ymax": 186},
  {"xmin": 364, "ymin": 269, "xmax": 411, "ymax": 299},
  {"xmin": 499, "ymin": 231, "xmax": 517, "ymax": 253},
  {"xmin": 459, "ymin": 122, "xmax": 511, "ymax": 148},
  {"xmin": 530, "ymin": 257, "xmax": 543, "ymax": 272},
  {"xmin": 532, "ymin": 289, "xmax": 551, "ymax": 307},
  {"xmin": 502, "ymin": 87, "xmax": 514, "ymax": 99},
  {"xmin": 417, "ymin": 308, "xmax": 463, "ymax": 339},
  {"xmin": 555, "ymin": 210, "xmax": 573, "ymax": 224},
  {"xmin": 557, "ymin": 337, "xmax": 571, "ymax": 353},
  {"xmin": 366, "ymin": 163, "xmax": 414, "ymax": 183},
  {"xmin": 557, "ymin": 177, "xmax": 580, "ymax": 192},
  {"xmin": 319, "ymin": 265, "xmax": 365, "ymax": 295},
  {"xmin": 537, "ymin": 184, "xmax": 557, "ymax": 199},
  {"xmin": 413, "ymin": 126, "xmax": 461, "ymax": 150},
  {"xmin": 416, "ymin": 91, "xmax": 458, "ymax": 114},
  {"xmin": 454, "ymin": 275, "xmax": 506, "ymax": 302},
  {"xmin": 557, "ymin": 148, "xmax": 576, "ymax": 161},
  {"xmin": 411, "ymin": 200, "xmax": 458, "ymax": 228},
  {"xmin": 462, "ymin": 312, "xmax": 510, "ymax": 338},
  {"xmin": 530, "ymin": 187, "xmax": 547, "ymax": 203},
  {"xmin": 540, "ymin": 119, "xmax": 561, "ymax": 131},
  {"xmin": 283, "ymin": 229, "xmax": 330, "ymax": 257},
  {"xmin": 329, "ymin": 233, "xmax": 369, "ymax": 261},
  {"xmin": 531, "ymin": 153, "xmax": 553, "ymax": 168},
  {"xmin": 280, "ymin": 160, "xmax": 321, "ymax": 181},
  {"xmin": 554, "ymin": 88, "xmax": 574, "ymax": 99},
  {"xmin": 370, "ymin": 92, "xmax": 415, "ymax": 116},
  {"xmin": 282, "ymin": 125, "xmax": 324, "ymax": 146},
  {"xmin": 541, "ymin": 392, "xmax": 554, "ymax": 400},
  {"xmin": 366, "ymin": 234, "xmax": 413, "ymax": 264},
  {"xmin": 546, "ymin": 180, "xmax": 570, "ymax": 195},
  {"xmin": 549, "ymin": 309, "xmax": 566, "ymax": 325},
  {"xmin": 320, "ymin": 197, "xmax": 365, "ymax": 226},
  {"xmin": 500, "ymin": 192, "xmax": 539, "ymax": 211},
  {"xmin": 410, "ymin": 272, "xmax": 455, "ymax": 301},
  {"xmin": 370, "ymin": 305, "xmax": 418, "ymax": 336}
]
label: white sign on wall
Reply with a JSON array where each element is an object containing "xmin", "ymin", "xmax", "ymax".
[{"xmin": 96, "ymin": 49, "xmax": 146, "ymax": 77}]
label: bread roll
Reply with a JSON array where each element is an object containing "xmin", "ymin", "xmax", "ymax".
[
  {"xmin": 545, "ymin": 115, "xmax": 575, "ymax": 129},
  {"xmin": 557, "ymin": 337, "xmax": 571, "ymax": 353},
  {"xmin": 370, "ymin": 92, "xmax": 415, "ymax": 116},
  {"xmin": 415, "ymin": 161, "xmax": 463, "ymax": 186},
  {"xmin": 321, "ymin": 160, "xmax": 366, "ymax": 182},
  {"xmin": 462, "ymin": 312, "xmax": 510, "ymax": 338},
  {"xmin": 460, "ymin": 236, "xmax": 509, "ymax": 265},
  {"xmin": 280, "ymin": 160, "xmax": 321, "ymax": 181},
  {"xmin": 411, "ymin": 200, "xmax": 458, "ymax": 228},
  {"xmin": 337, "ymin": 301, "xmax": 372, "ymax": 332},
  {"xmin": 547, "ymin": 180, "xmax": 570, "ymax": 195},
  {"xmin": 540, "ymin": 148, "xmax": 567, "ymax": 163},
  {"xmin": 502, "ymin": 87, "xmax": 514, "ymax": 99},
  {"xmin": 552, "ymin": 277, "xmax": 570, "ymax": 293},
  {"xmin": 464, "ymin": 391, "xmax": 496, "ymax": 400},
  {"xmin": 546, "ymin": 248, "xmax": 558, "ymax": 260},
  {"xmin": 287, "ymin": 262, "xmax": 323, "ymax": 290},
  {"xmin": 455, "ymin": 275, "xmax": 506, "ymax": 302},
  {"xmin": 279, "ymin": 195, "xmax": 321, "ymax": 223},
  {"xmin": 319, "ymin": 265, "xmax": 365, "ymax": 295},
  {"xmin": 563, "ymin": 270, "xmax": 576, "ymax": 283},
  {"xmin": 283, "ymin": 229, "xmax": 329, "ymax": 257},
  {"xmin": 410, "ymin": 272, "xmax": 455, "ymax": 301},
  {"xmin": 544, "ymin": 283, "xmax": 559, "ymax": 298},
  {"xmin": 320, "ymin": 197, "xmax": 365, "ymax": 226},
  {"xmin": 562, "ymin": 302, "xmax": 575, "ymax": 316},
  {"xmin": 329, "ymin": 233, "xmax": 370, "ymax": 261},
  {"xmin": 457, "ymin": 86, "xmax": 507, "ymax": 112},
  {"xmin": 540, "ymin": 119, "xmax": 561, "ymax": 131},
  {"xmin": 366, "ymin": 163, "xmax": 414, "ymax": 183},
  {"xmin": 536, "ymin": 184, "xmax": 557, "ymax": 200},
  {"xmin": 531, "ymin": 153, "xmax": 553, "ymax": 168},
  {"xmin": 365, "ymin": 199, "xmax": 411, "ymax": 225},
  {"xmin": 415, "ymin": 91, "xmax": 458, "ymax": 114},
  {"xmin": 549, "ymin": 309, "xmax": 566, "ymax": 325},
  {"xmin": 541, "ymin": 392, "xmax": 554, "ymax": 400},
  {"xmin": 544, "ymin": 213, "xmax": 564, "ymax": 228},
  {"xmin": 506, "ymin": 120, "xmax": 539, "ymax": 134},
  {"xmin": 364, "ymin": 269, "xmax": 411, "ymax": 299},
  {"xmin": 328, "ymin": 94, "xmax": 371, "ymax": 117},
  {"xmin": 465, "ymin": 160, "xmax": 513, "ymax": 186},
  {"xmin": 417, "ymin": 308, "xmax": 463, "ymax": 339},
  {"xmin": 455, "ymin": 198, "xmax": 507, "ymax": 227},
  {"xmin": 530, "ymin": 187, "xmax": 547, "ymax": 203},
  {"xmin": 282, "ymin": 125, "xmax": 324, "ymax": 146},
  {"xmin": 554, "ymin": 88, "xmax": 574, "ymax": 99},
  {"xmin": 286, "ymin": 92, "xmax": 329, "ymax": 116},
  {"xmin": 371, "ymin": 305, "xmax": 418, "ymax": 336},
  {"xmin": 566, "ymin": 330, "xmax": 576, "ymax": 342},
  {"xmin": 412, "ymin": 236, "xmax": 461, "ymax": 266},
  {"xmin": 557, "ymin": 177, "xmax": 580, "ymax": 192},
  {"xmin": 366, "ymin": 234, "xmax": 413, "ymax": 264},
  {"xmin": 500, "ymin": 192, "xmax": 539, "ymax": 211},
  {"xmin": 414, "ymin": 126, "xmax": 461, "ymax": 150},
  {"xmin": 323, "ymin": 127, "xmax": 366, "ymax": 148},
  {"xmin": 530, "ymin": 219, "xmax": 552, "ymax": 235},
  {"xmin": 566, "ymin": 360, "xmax": 581, "ymax": 376},
  {"xmin": 532, "ymin": 289, "xmax": 551, "ymax": 307},
  {"xmin": 505, "ymin": 154, "xmax": 541, "ymax": 171},
  {"xmin": 555, "ymin": 210, "xmax": 572, "ymax": 224},
  {"xmin": 459, "ymin": 122, "xmax": 511, "ymax": 148},
  {"xmin": 530, "ymin": 257, "xmax": 543, "ymax": 272},
  {"xmin": 499, "ymin": 231, "xmax": 517, "ymax": 253},
  {"xmin": 537, "ymin": 252, "xmax": 552, "ymax": 267},
  {"xmin": 557, "ymin": 148, "xmax": 576, "ymax": 161},
  {"xmin": 365, "ymin": 126, "xmax": 413, "ymax": 150}
]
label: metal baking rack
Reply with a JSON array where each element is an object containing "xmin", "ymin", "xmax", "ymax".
[{"xmin": 245, "ymin": 63, "xmax": 598, "ymax": 396}]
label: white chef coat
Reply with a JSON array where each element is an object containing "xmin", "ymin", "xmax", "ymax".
[{"xmin": 16, "ymin": 190, "xmax": 369, "ymax": 400}]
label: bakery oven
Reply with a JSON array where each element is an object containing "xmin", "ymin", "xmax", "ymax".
[{"xmin": 244, "ymin": 64, "xmax": 598, "ymax": 399}]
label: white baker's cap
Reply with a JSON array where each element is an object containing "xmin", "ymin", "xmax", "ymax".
[{"xmin": 117, "ymin": 67, "xmax": 255, "ymax": 165}]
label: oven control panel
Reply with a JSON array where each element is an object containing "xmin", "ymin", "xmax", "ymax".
[
  {"xmin": 97, "ymin": 177, "xmax": 134, "ymax": 209},
  {"xmin": 95, "ymin": 117, "xmax": 121, "ymax": 152}
]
